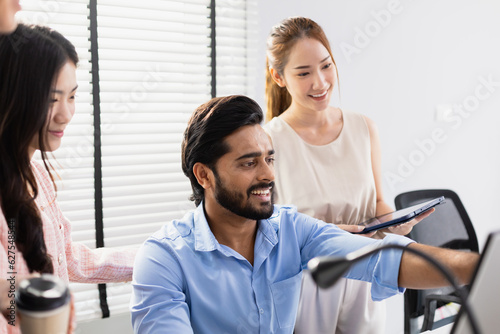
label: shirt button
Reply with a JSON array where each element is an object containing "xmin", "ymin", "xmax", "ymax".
[
  {"xmin": 259, "ymin": 308, "xmax": 264, "ymax": 314},
  {"xmin": 58, "ymin": 253, "xmax": 64, "ymax": 265}
]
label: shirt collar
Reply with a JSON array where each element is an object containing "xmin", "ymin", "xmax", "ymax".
[
  {"xmin": 257, "ymin": 208, "xmax": 280, "ymax": 246},
  {"xmin": 193, "ymin": 202, "xmax": 219, "ymax": 252},
  {"xmin": 192, "ymin": 202, "xmax": 280, "ymax": 252}
]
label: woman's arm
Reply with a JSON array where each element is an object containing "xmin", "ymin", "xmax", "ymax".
[
  {"xmin": 59, "ymin": 206, "xmax": 137, "ymax": 283},
  {"xmin": 364, "ymin": 115, "xmax": 393, "ymax": 216},
  {"xmin": 364, "ymin": 115, "xmax": 421, "ymax": 236},
  {"xmin": 32, "ymin": 160, "xmax": 137, "ymax": 283}
]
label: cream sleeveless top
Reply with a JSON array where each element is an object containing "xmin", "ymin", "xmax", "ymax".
[{"xmin": 264, "ymin": 110, "xmax": 376, "ymax": 225}]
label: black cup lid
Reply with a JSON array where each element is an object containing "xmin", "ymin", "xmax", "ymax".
[{"xmin": 15, "ymin": 274, "xmax": 70, "ymax": 312}]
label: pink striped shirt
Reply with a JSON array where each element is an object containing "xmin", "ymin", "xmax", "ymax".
[{"xmin": 1, "ymin": 161, "xmax": 136, "ymax": 333}]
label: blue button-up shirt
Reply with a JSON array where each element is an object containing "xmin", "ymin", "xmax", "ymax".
[{"xmin": 131, "ymin": 204, "xmax": 413, "ymax": 333}]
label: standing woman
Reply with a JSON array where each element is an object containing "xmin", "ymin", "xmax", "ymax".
[
  {"xmin": 264, "ymin": 17, "xmax": 417, "ymax": 333},
  {"xmin": 0, "ymin": 24, "xmax": 135, "ymax": 333}
]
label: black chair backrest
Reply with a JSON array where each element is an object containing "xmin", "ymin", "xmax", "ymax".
[
  {"xmin": 395, "ymin": 189, "xmax": 478, "ymax": 252},
  {"xmin": 394, "ymin": 189, "xmax": 479, "ymax": 331}
]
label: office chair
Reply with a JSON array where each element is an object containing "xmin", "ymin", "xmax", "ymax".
[{"xmin": 394, "ymin": 189, "xmax": 479, "ymax": 334}]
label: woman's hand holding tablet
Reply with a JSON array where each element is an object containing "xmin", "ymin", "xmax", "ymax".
[{"xmin": 353, "ymin": 197, "xmax": 445, "ymax": 234}]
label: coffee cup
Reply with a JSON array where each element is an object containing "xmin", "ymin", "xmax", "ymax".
[{"xmin": 15, "ymin": 274, "xmax": 70, "ymax": 334}]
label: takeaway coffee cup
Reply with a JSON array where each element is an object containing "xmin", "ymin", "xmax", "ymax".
[{"xmin": 15, "ymin": 274, "xmax": 70, "ymax": 334}]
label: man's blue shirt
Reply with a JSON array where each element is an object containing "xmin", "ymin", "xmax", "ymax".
[{"xmin": 131, "ymin": 204, "xmax": 413, "ymax": 333}]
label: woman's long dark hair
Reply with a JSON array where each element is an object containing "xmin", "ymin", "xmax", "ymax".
[{"xmin": 0, "ymin": 24, "xmax": 78, "ymax": 273}]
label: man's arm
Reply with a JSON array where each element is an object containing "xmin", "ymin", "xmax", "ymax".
[
  {"xmin": 131, "ymin": 238, "xmax": 194, "ymax": 334},
  {"xmin": 398, "ymin": 243, "xmax": 479, "ymax": 289}
]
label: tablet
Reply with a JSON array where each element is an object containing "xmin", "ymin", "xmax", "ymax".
[{"xmin": 354, "ymin": 196, "xmax": 445, "ymax": 234}]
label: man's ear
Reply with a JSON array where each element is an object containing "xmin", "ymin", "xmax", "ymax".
[
  {"xmin": 193, "ymin": 162, "xmax": 213, "ymax": 190},
  {"xmin": 270, "ymin": 67, "xmax": 286, "ymax": 88}
]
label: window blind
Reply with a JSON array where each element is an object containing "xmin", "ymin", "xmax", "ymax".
[
  {"xmin": 215, "ymin": 0, "xmax": 258, "ymax": 97},
  {"xmin": 97, "ymin": 0, "xmax": 211, "ymax": 318},
  {"xmin": 16, "ymin": 0, "xmax": 258, "ymax": 323}
]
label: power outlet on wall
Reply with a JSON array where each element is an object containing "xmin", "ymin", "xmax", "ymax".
[{"xmin": 434, "ymin": 104, "xmax": 454, "ymax": 122}]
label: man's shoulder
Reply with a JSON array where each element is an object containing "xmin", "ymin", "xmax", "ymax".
[
  {"xmin": 267, "ymin": 204, "xmax": 311, "ymax": 226},
  {"xmin": 149, "ymin": 210, "xmax": 196, "ymax": 243},
  {"xmin": 268, "ymin": 205, "xmax": 325, "ymax": 232},
  {"xmin": 270, "ymin": 204, "xmax": 297, "ymax": 217}
]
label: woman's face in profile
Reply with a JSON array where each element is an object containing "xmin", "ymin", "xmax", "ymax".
[
  {"xmin": 29, "ymin": 61, "xmax": 78, "ymax": 157},
  {"xmin": 0, "ymin": 0, "xmax": 21, "ymax": 34}
]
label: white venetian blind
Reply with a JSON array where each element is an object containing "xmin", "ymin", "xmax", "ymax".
[
  {"xmin": 97, "ymin": 0, "xmax": 210, "ymax": 317},
  {"xmin": 216, "ymin": 0, "xmax": 258, "ymax": 97},
  {"xmin": 16, "ymin": 0, "xmax": 258, "ymax": 324}
]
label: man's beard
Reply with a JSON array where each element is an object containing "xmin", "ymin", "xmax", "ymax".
[{"xmin": 213, "ymin": 171, "xmax": 275, "ymax": 220}]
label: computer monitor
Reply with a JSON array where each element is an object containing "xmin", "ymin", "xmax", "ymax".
[{"xmin": 452, "ymin": 230, "xmax": 500, "ymax": 333}]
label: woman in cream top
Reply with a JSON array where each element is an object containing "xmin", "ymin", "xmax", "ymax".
[
  {"xmin": 265, "ymin": 111, "xmax": 377, "ymax": 226},
  {"xmin": 265, "ymin": 110, "xmax": 387, "ymax": 334},
  {"xmin": 264, "ymin": 17, "xmax": 417, "ymax": 334}
]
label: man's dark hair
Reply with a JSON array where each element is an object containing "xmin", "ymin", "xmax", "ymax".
[{"xmin": 181, "ymin": 95, "xmax": 264, "ymax": 206}]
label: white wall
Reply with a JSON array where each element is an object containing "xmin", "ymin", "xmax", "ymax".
[
  {"xmin": 255, "ymin": 0, "xmax": 500, "ymax": 248},
  {"xmin": 255, "ymin": 1, "xmax": 500, "ymax": 332}
]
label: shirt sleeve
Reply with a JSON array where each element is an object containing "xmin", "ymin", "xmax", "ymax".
[
  {"xmin": 59, "ymin": 211, "xmax": 137, "ymax": 283},
  {"xmin": 130, "ymin": 236, "xmax": 193, "ymax": 334},
  {"xmin": 66, "ymin": 239, "xmax": 137, "ymax": 283},
  {"xmin": 31, "ymin": 160, "xmax": 137, "ymax": 283},
  {"xmin": 293, "ymin": 209, "xmax": 414, "ymax": 301},
  {"xmin": 53, "ymin": 195, "xmax": 136, "ymax": 283}
]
